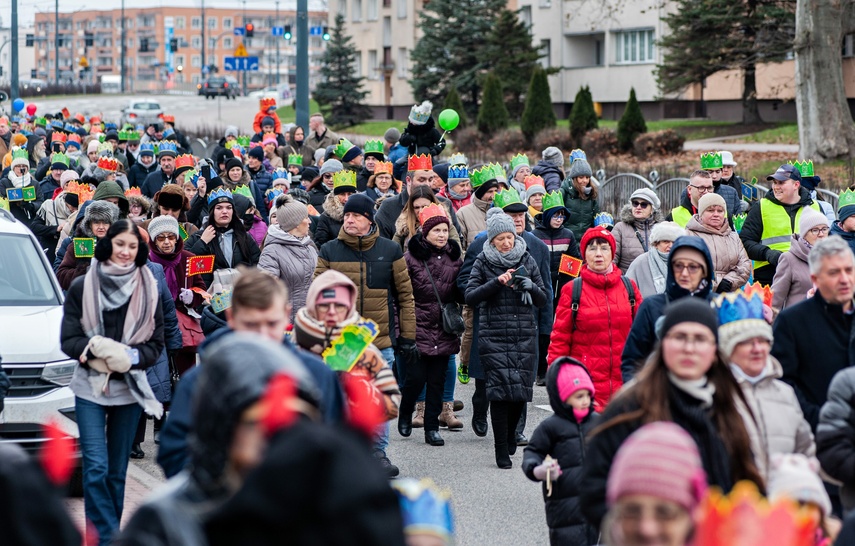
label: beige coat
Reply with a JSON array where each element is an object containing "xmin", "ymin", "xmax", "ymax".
[
  {"xmin": 456, "ymin": 195, "xmax": 491, "ymax": 251},
  {"xmin": 612, "ymin": 205, "xmax": 663, "ymax": 273},
  {"xmin": 771, "ymin": 234, "xmax": 813, "ymax": 310},
  {"xmin": 686, "ymin": 216, "xmax": 751, "ymax": 291}
]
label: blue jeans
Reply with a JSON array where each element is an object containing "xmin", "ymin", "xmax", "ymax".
[
  {"xmin": 76, "ymin": 397, "xmax": 143, "ymax": 546},
  {"xmin": 417, "ymin": 355, "xmax": 456, "ymax": 403},
  {"xmin": 376, "ymin": 347, "xmax": 396, "ymax": 456}
]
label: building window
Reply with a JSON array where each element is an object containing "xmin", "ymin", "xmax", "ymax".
[
  {"xmin": 338, "ymin": 0, "xmax": 347, "ymax": 17},
  {"xmin": 843, "ymin": 34, "xmax": 855, "ymax": 57},
  {"xmin": 224, "ymin": 37, "xmax": 233, "ymax": 48},
  {"xmin": 615, "ymin": 29, "xmax": 655, "ymax": 64},
  {"xmin": 208, "ymin": 54, "xmax": 217, "ymax": 67},
  {"xmin": 383, "ymin": 16, "xmax": 392, "ymax": 47},
  {"xmin": 191, "ymin": 17, "xmax": 202, "ymax": 29},
  {"xmin": 191, "ymin": 36, "xmax": 202, "ymax": 49},
  {"xmin": 175, "ymin": 16, "xmax": 185, "ymax": 29},
  {"xmin": 519, "ymin": 6, "xmax": 532, "ymax": 27},
  {"xmin": 352, "ymin": 51, "xmax": 361, "ymax": 77},
  {"xmin": 208, "ymin": 38, "xmax": 216, "ymax": 49},
  {"xmin": 367, "ymin": 0, "xmax": 378, "ymax": 21},
  {"xmin": 397, "ymin": 0, "xmax": 407, "ymax": 19},
  {"xmin": 397, "ymin": 47, "xmax": 407, "ymax": 79},
  {"xmin": 191, "ymin": 55, "xmax": 201, "ymax": 67},
  {"xmin": 540, "ymin": 39, "xmax": 551, "ymax": 68},
  {"xmin": 176, "ymin": 54, "xmax": 185, "ymax": 65},
  {"xmin": 368, "ymin": 49, "xmax": 378, "ymax": 79},
  {"xmin": 208, "ymin": 17, "xmax": 217, "ymax": 29},
  {"xmin": 224, "ymin": 17, "xmax": 233, "ymax": 29},
  {"xmin": 192, "ymin": 74, "xmax": 200, "ymax": 84},
  {"xmin": 353, "ymin": 0, "xmax": 362, "ymax": 22},
  {"xmin": 539, "ymin": 0, "xmax": 551, "ymax": 8}
]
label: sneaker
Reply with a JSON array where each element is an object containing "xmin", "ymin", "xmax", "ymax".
[
  {"xmin": 457, "ymin": 365, "xmax": 470, "ymax": 384},
  {"xmin": 378, "ymin": 455, "xmax": 400, "ymax": 478}
]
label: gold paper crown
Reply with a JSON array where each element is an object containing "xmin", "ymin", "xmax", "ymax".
[{"xmin": 373, "ymin": 161, "xmax": 394, "ymax": 176}]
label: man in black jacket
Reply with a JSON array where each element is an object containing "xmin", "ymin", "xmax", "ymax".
[{"xmin": 140, "ymin": 143, "xmax": 178, "ymax": 197}]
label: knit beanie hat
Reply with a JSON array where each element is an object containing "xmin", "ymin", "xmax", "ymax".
[
  {"xmin": 630, "ymin": 187, "xmax": 661, "ymax": 210},
  {"xmin": 718, "ymin": 312, "xmax": 773, "ymax": 358},
  {"xmin": 225, "ymin": 157, "xmax": 244, "ymax": 173},
  {"xmin": 768, "ymin": 454, "xmax": 832, "ymax": 517},
  {"xmin": 60, "ymin": 169, "xmax": 79, "ymax": 188},
  {"xmin": 84, "ymin": 200, "xmax": 120, "ymax": 227},
  {"xmin": 650, "ymin": 221, "xmax": 685, "ymax": 245},
  {"xmin": 799, "ymin": 207, "xmax": 830, "ymax": 238},
  {"xmin": 580, "ymin": 227, "xmax": 616, "ymax": 256},
  {"xmin": 568, "ymin": 158, "xmax": 593, "ymax": 179},
  {"xmin": 384, "ymin": 127, "xmax": 401, "ymax": 144},
  {"xmin": 87, "ymin": 140, "xmax": 100, "ymax": 153},
  {"xmin": 313, "ymin": 148, "xmax": 326, "ymax": 165},
  {"xmin": 474, "ymin": 180, "xmax": 499, "ymax": 200},
  {"xmin": 247, "ymin": 146, "xmax": 265, "ymax": 161},
  {"xmin": 224, "ymin": 125, "xmax": 239, "ymax": 138},
  {"xmin": 556, "ymin": 361, "xmax": 595, "ymax": 402},
  {"xmin": 486, "ymin": 207, "xmax": 515, "ymax": 242},
  {"xmin": 275, "ymin": 193, "xmax": 309, "ymax": 232},
  {"xmin": 147, "ymin": 215, "xmax": 180, "ymax": 240},
  {"xmin": 261, "ymin": 116, "xmax": 276, "ymax": 128},
  {"xmin": 839, "ymin": 198, "xmax": 855, "ymax": 224},
  {"xmin": 319, "ymin": 159, "xmax": 343, "ymax": 176},
  {"xmin": 542, "ymin": 146, "xmax": 564, "ymax": 169},
  {"xmin": 342, "ymin": 193, "xmax": 375, "ymax": 223},
  {"xmin": 698, "ymin": 192, "xmax": 728, "ymax": 216},
  {"xmin": 607, "ymin": 422, "xmax": 707, "ymax": 512},
  {"xmin": 315, "ymin": 285, "xmax": 353, "ymax": 311},
  {"xmin": 64, "ymin": 192, "xmax": 79, "ymax": 209},
  {"xmin": 10, "ymin": 150, "xmax": 28, "ymax": 170},
  {"xmin": 661, "ymin": 297, "xmax": 719, "ymax": 342},
  {"xmin": 341, "ymin": 145, "xmax": 362, "ymax": 164}
]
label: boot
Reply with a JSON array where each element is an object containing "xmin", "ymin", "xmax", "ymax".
[
  {"xmin": 397, "ymin": 411, "xmax": 412, "ymax": 437},
  {"xmin": 453, "ymin": 399, "xmax": 464, "ymax": 411},
  {"xmin": 425, "ymin": 430, "xmax": 445, "ymax": 446},
  {"xmin": 439, "ymin": 402, "xmax": 464, "ymax": 430},
  {"xmin": 412, "ymin": 401, "xmax": 425, "ymax": 428}
]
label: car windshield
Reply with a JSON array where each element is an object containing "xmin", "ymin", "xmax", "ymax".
[
  {"xmin": 0, "ymin": 233, "xmax": 61, "ymax": 306},
  {"xmin": 132, "ymin": 102, "xmax": 161, "ymax": 110}
]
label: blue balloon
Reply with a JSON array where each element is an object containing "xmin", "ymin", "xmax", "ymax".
[{"xmin": 12, "ymin": 98, "xmax": 24, "ymax": 112}]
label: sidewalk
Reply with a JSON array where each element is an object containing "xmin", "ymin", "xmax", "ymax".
[{"xmin": 683, "ymin": 135, "xmax": 799, "ymax": 154}]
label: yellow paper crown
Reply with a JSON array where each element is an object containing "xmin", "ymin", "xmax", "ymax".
[{"xmin": 333, "ymin": 170, "xmax": 357, "ymax": 190}]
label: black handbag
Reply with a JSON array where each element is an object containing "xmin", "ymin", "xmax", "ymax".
[{"xmin": 423, "ymin": 260, "xmax": 465, "ymax": 336}]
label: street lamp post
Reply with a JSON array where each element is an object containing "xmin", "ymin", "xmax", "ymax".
[
  {"xmin": 11, "ymin": 0, "xmax": 18, "ymax": 103},
  {"xmin": 54, "ymin": 0, "xmax": 59, "ymax": 85},
  {"xmin": 275, "ymin": 0, "xmax": 280, "ymax": 86},
  {"xmin": 120, "ymin": 0, "xmax": 126, "ymax": 93}
]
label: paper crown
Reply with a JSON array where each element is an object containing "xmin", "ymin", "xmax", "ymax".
[
  {"xmin": 124, "ymin": 187, "xmax": 142, "ymax": 198},
  {"xmin": 363, "ymin": 139, "xmax": 384, "ymax": 157},
  {"xmin": 542, "ymin": 191, "xmax": 565, "ymax": 212},
  {"xmin": 448, "ymin": 165, "xmax": 469, "ymax": 181},
  {"xmin": 236, "ymin": 135, "xmax": 251, "ymax": 148},
  {"xmin": 334, "ymin": 138, "xmax": 357, "ymax": 159},
  {"xmin": 569, "ymin": 149, "xmax": 587, "ymax": 162},
  {"xmin": 469, "ymin": 163, "xmax": 503, "ymax": 189},
  {"xmin": 163, "ymin": 127, "xmax": 176, "ymax": 139},
  {"xmin": 693, "ymin": 481, "xmax": 817, "ymax": 546},
  {"xmin": 34, "ymin": 117, "xmax": 47, "ymax": 127},
  {"xmin": 744, "ymin": 281, "xmax": 774, "ymax": 308},
  {"xmin": 418, "ymin": 203, "xmax": 447, "ymax": 226},
  {"xmin": 271, "ymin": 168, "xmax": 291, "ymax": 181},
  {"xmin": 210, "ymin": 289, "xmax": 233, "ymax": 314},
  {"xmin": 333, "ymin": 170, "xmax": 357, "ymax": 190},
  {"xmin": 162, "ymin": 114, "xmax": 175, "ymax": 123},
  {"xmin": 409, "ymin": 101, "xmax": 433, "ymax": 125},
  {"xmin": 524, "ymin": 174, "xmax": 545, "ymax": 191},
  {"xmin": 183, "ymin": 169, "xmax": 198, "ymax": 184},
  {"xmin": 97, "ymin": 141, "xmax": 113, "ymax": 154},
  {"xmin": 700, "ymin": 152, "xmax": 723, "ymax": 170},
  {"xmin": 50, "ymin": 153, "xmax": 70, "ymax": 168},
  {"xmin": 713, "ymin": 288, "xmax": 766, "ymax": 329},
  {"xmin": 67, "ymin": 133, "xmax": 81, "ymax": 144},
  {"xmin": 374, "ymin": 161, "xmax": 394, "ymax": 176},
  {"xmin": 733, "ymin": 213, "xmax": 747, "ymax": 233},
  {"xmin": 51, "ymin": 132, "xmax": 67, "ymax": 143},
  {"xmin": 0, "ymin": 196, "xmax": 8, "ymax": 211},
  {"xmin": 175, "ymin": 154, "xmax": 195, "ymax": 170},
  {"xmin": 49, "ymin": 119, "xmax": 63, "ymax": 130},
  {"xmin": 408, "ymin": 154, "xmax": 433, "ymax": 172},
  {"xmin": 287, "ymin": 153, "xmax": 303, "ymax": 166},
  {"xmin": 391, "ymin": 478, "xmax": 454, "ymax": 541},
  {"xmin": 96, "ymin": 156, "xmax": 119, "ymax": 172},
  {"xmin": 510, "ymin": 153, "xmax": 530, "ymax": 171},
  {"xmin": 73, "ymin": 113, "xmax": 85, "ymax": 124},
  {"xmin": 492, "ymin": 187, "xmax": 523, "ymax": 210},
  {"xmin": 105, "ymin": 122, "xmax": 117, "ymax": 131},
  {"xmin": 448, "ymin": 153, "xmax": 467, "ymax": 167},
  {"xmin": 157, "ymin": 141, "xmax": 178, "ymax": 155},
  {"xmin": 260, "ymin": 97, "xmax": 277, "ymax": 110},
  {"xmin": 266, "ymin": 188, "xmax": 284, "ymax": 207},
  {"xmin": 64, "ymin": 122, "xmax": 76, "ymax": 133},
  {"xmin": 232, "ymin": 184, "xmax": 254, "ymax": 201},
  {"xmin": 11, "ymin": 147, "xmax": 28, "ymax": 161},
  {"xmin": 788, "ymin": 159, "xmax": 814, "ymax": 178},
  {"xmin": 118, "ymin": 130, "xmax": 141, "ymax": 141},
  {"xmin": 838, "ymin": 189, "xmax": 855, "ymax": 213},
  {"xmin": 207, "ymin": 187, "xmax": 233, "ymax": 205},
  {"xmin": 594, "ymin": 212, "xmax": 615, "ymax": 227},
  {"xmin": 139, "ymin": 142, "xmax": 155, "ymax": 154}
]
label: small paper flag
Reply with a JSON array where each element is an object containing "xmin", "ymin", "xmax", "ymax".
[
  {"xmin": 6, "ymin": 188, "xmax": 23, "ymax": 201},
  {"xmin": 0, "ymin": 197, "xmax": 8, "ymax": 211},
  {"xmin": 72, "ymin": 237, "xmax": 95, "ymax": 258},
  {"xmin": 40, "ymin": 421, "xmax": 76, "ymax": 486},
  {"xmin": 187, "ymin": 255, "xmax": 215, "ymax": 276},
  {"xmin": 322, "ymin": 321, "xmax": 379, "ymax": 372},
  {"xmin": 178, "ymin": 224, "xmax": 189, "ymax": 241},
  {"xmin": 22, "ymin": 186, "xmax": 37, "ymax": 201},
  {"xmin": 558, "ymin": 255, "xmax": 583, "ymax": 277}
]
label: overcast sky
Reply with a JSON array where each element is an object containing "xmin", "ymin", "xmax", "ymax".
[{"xmin": 0, "ymin": 0, "xmax": 328, "ymax": 27}]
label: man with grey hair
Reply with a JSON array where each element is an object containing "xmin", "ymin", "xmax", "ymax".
[
  {"xmin": 306, "ymin": 113, "xmax": 339, "ymax": 157},
  {"xmin": 774, "ymin": 235, "xmax": 855, "ymax": 432}
]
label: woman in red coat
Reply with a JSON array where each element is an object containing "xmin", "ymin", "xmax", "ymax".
[{"xmin": 547, "ymin": 227, "xmax": 642, "ymax": 409}]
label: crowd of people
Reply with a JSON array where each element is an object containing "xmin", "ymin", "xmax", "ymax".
[{"xmin": 2, "ymin": 99, "xmax": 855, "ymax": 546}]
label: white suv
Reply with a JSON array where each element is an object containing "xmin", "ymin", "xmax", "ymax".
[{"xmin": 0, "ymin": 208, "xmax": 80, "ymax": 490}]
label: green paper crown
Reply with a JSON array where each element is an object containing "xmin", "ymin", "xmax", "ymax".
[
  {"xmin": 98, "ymin": 141, "xmax": 113, "ymax": 154},
  {"xmin": 363, "ymin": 139, "xmax": 384, "ymax": 156},
  {"xmin": 51, "ymin": 153, "xmax": 70, "ymax": 168},
  {"xmin": 839, "ymin": 189, "xmax": 855, "ymax": 211},
  {"xmin": 34, "ymin": 117, "xmax": 47, "ymax": 127},
  {"xmin": 542, "ymin": 191, "xmax": 565, "ymax": 212},
  {"xmin": 287, "ymin": 153, "xmax": 303, "ymax": 166},
  {"xmin": 118, "ymin": 130, "xmax": 141, "ymax": 141},
  {"xmin": 510, "ymin": 153, "xmax": 530, "ymax": 171},
  {"xmin": 733, "ymin": 213, "xmax": 747, "ymax": 233},
  {"xmin": 789, "ymin": 159, "xmax": 814, "ymax": 178},
  {"xmin": 233, "ymin": 184, "xmax": 254, "ymax": 200},
  {"xmin": 492, "ymin": 187, "xmax": 523, "ymax": 210},
  {"xmin": 333, "ymin": 170, "xmax": 357, "ymax": 189},
  {"xmin": 469, "ymin": 163, "xmax": 504, "ymax": 189},
  {"xmin": 236, "ymin": 135, "xmax": 251, "ymax": 148},
  {"xmin": 700, "ymin": 152, "xmax": 723, "ymax": 170},
  {"xmin": 334, "ymin": 138, "xmax": 356, "ymax": 159},
  {"xmin": 98, "ymin": 134, "xmax": 106, "ymax": 143},
  {"xmin": 11, "ymin": 147, "xmax": 28, "ymax": 160}
]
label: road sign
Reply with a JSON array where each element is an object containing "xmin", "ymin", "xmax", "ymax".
[
  {"xmin": 309, "ymin": 26, "xmax": 322, "ymax": 36},
  {"xmin": 234, "ymin": 43, "xmax": 248, "ymax": 57},
  {"xmin": 224, "ymin": 56, "xmax": 260, "ymax": 71},
  {"xmin": 234, "ymin": 27, "xmax": 245, "ymax": 36},
  {"xmin": 272, "ymin": 26, "xmax": 284, "ymax": 36}
]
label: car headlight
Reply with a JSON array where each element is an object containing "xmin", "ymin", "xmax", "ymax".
[{"xmin": 41, "ymin": 359, "xmax": 78, "ymax": 387}]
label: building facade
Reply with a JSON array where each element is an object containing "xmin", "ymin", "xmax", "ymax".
[
  {"xmin": 0, "ymin": 26, "xmax": 36, "ymax": 86},
  {"xmin": 34, "ymin": 7, "xmax": 328, "ymax": 93}
]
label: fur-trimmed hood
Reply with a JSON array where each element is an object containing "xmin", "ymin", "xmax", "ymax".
[
  {"xmin": 322, "ymin": 190, "xmax": 345, "ymax": 222},
  {"xmin": 619, "ymin": 203, "xmax": 663, "ymax": 225}
]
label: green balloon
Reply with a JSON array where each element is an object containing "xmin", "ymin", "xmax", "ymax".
[{"xmin": 438, "ymin": 109, "xmax": 460, "ymax": 131}]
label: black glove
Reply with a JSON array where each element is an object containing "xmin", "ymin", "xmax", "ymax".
[
  {"xmin": 516, "ymin": 277, "xmax": 534, "ymax": 292},
  {"xmin": 767, "ymin": 249, "xmax": 783, "ymax": 266},
  {"xmin": 397, "ymin": 338, "xmax": 419, "ymax": 362},
  {"xmin": 715, "ymin": 279, "xmax": 733, "ymax": 294}
]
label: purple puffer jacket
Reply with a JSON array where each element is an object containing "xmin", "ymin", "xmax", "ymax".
[{"xmin": 404, "ymin": 233, "xmax": 463, "ymax": 357}]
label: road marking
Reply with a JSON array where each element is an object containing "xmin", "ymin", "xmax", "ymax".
[{"xmin": 535, "ymin": 404, "xmax": 553, "ymax": 412}]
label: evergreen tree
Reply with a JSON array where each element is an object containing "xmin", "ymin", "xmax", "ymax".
[
  {"xmin": 520, "ymin": 67, "xmax": 555, "ymax": 141},
  {"xmin": 443, "ymin": 86, "xmax": 469, "ymax": 128},
  {"xmin": 410, "ymin": 0, "xmax": 505, "ymax": 119},
  {"xmin": 484, "ymin": 9, "xmax": 547, "ymax": 119},
  {"xmin": 477, "ymin": 73, "xmax": 509, "ymax": 134},
  {"xmin": 617, "ymin": 88, "xmax": 647, "ymax": 152},
  {"xmin": 568, "ymin": 86, "xmax": 598, "ymax": 143},
  {"xmin": 313, "ymin": 14, "xmax": 372, "ymax": 127}
]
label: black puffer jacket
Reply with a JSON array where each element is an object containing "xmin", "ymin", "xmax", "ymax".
[
  {"xmin": 817, "ymin": 367, "xmax": 855, "ymax": 511},
  {"xmin": 404, "ymin": 234, "xmax": 463, "ymax": 357},
  {"xmin": 465, "ymin": 248, "xmax": 547, "ymax": 402},
  {"xmin": 127, "ymin": 160, "xmax": 157, "ymax": 189},
  {"xmin": 185, "ymin": 216, "xmax": 261, "ymax": 288},
  {"xmin": 531, "ymin": 161, "xmax": 565, "ymax": 193},
  {"xmin": 522, "ymin": 358, "xmax": 599, "ymax": 546}
]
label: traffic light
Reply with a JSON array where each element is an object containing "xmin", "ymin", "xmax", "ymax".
[
  {"xmin": 84, "ymin": 33, "xmax": 94, "ymax": 47},
  {"xmin": 245, "ymin": 23, "xmax": 254, "ymax": 38},
  {"xmin": 322, "ymin": 26, "xmax": 330, "ymax": 40},
  {"xmin": 170, "ymin": 38, "xmax": 178, "ymax": 52},
  {"xmin": 139, "ymin": 38, "xmax": 149, "ymax": 52},
  {"xmin": 284, "ymin": 25, "xmax": 292, "ymax": 40}
]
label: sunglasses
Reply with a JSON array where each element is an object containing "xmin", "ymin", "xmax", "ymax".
[{"xmin": 631, "ymin": 200, "xmax": 650, "ymax": 209}]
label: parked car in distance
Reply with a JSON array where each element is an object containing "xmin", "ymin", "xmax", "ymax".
[
  {"xmin": 121, "ymin": 99, "xmax": 163, "ymax": 126},
  {"xmin": 20, "ymin": 78, "xmax": 48, "ymax": 94},
  {"xmin": 247, "ymin": 83, "xmax": 294, "ymax": 107},
  {"xmin": 198, "ymin": 76, "xmax": 239, "ymax": 99}
]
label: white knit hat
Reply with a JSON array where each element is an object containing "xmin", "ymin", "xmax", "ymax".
[
  {"xmin": 650, "ymin": 221, "xmax": 685, "ymax": 245},
  {"xmin": 798, "ymin": 207, "xmax": 829, "ymax": 238},
  {"xmin": 768, "ymin": 454, "xmax": 832, "ymax": 517},
  {"xmin": 630, "ymin": 188, "xmax": 661, "ymax": 210},
  {"xmin": 147, "ymin": 215, "xmax": 180, "ymax": 241}
]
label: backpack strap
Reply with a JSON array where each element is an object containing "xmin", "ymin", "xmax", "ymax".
[
  {"xmin": 571, "ymin": 277, "xmax": 583, "ymax": 332},
  {"xmin": 621, "ymin": 276, "xmax": 637, "ymax": 320}
]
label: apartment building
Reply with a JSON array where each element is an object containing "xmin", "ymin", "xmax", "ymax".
[{"xmin": 0, "ymin": 26, "xmax": 36, "ymax": 86}]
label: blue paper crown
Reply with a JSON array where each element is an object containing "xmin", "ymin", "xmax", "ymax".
[
  {"xmin": 713, "ymin": 289, "xmax": 765, "ymax": 327},
  {"xmin": 64, "ymin": 122, "xmax": 76, "ymax": 132},
  {"xmin": 158, "ymin": 141, "xmax": 178, "ymax": 154},
  {"xmin": 392, "ymin": 479, "xmax": 454, "ymax": 540},
  {"xmin": 188, "ymin": 170, "xmax": 201, "ymax": 187},
  {"xmin": 569, "ymin": 149, "xmax": 587, "ymax": 162},
  {"xmin": 448, "ymin": 165, "xmax": 469, "ymax": 180},
  {"xmin": 207, "ymin": 187, "xmax": 233, "ymax": 205},
  {"xmin": 139, "ymin": 142, "xmax": 155, "ymax": 153},
  {"xmin": 593, "ymin": 212, "xmax": 614, "ymax": 227},
  {"xmin": 105, "ymin": 122, "xmax": 117, "ymax": 131},
  {"xmin": 271, "ymin": 168, "xmax": 291, "ymax": 181},
  {"xmin": 163, "ymin": 127, "xmax": 176, "ymax": 139},
  {"xmin": 50, "ymin": 120, "xmax": 64, "ymax": 130},
  {"xmin": 267, "ymin": 188, "xmax": 284, "ymax": 202}
]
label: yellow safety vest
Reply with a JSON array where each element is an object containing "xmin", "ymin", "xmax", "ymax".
[
  {"xmin": 671, "ymin": 206, "xmax": 692, "ymax": 228},
  {"xmin": 754, "ymin": 199, "xmax": 821, "ymax": 269}
]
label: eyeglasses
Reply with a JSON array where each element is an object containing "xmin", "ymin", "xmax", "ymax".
[
  {"xmin": 631, "ymin": 200, "xmax": 650, "ymax": 209},
  {"xmin": 664, "ymin": 332, "xmax": 716, "ymax": 349},
  {"xmin": 809, "ymin": 226, "xmax": 830, "ymax": 236},
  {"xmin": 689, "ymin": 184, "xmax": 714, "ymax": 194},
  {"xmin": 316, "ymin": 302, "xmax": 349, "ymax": 313},
  {"xmin": 155, "ymin": 234, "xmax": 178, "ymax": 242},
  {"xmin": 552, "ymin": 213, "xmax": 566, "ymax": 220},
  {"xmin": 672, "ymin": 261, "xmax": 703, "ymax": 275},
  {"xmin": 14, "ymin": 166, "xmax": 27, "ymax": 172}
]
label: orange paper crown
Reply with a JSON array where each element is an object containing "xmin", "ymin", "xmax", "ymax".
[
  {"xmin": 96, "ymin": 156, "xmax": 119, "ymax": 172},
  {"xmin": 175, "ymin": 154, "xmax": 195, "ymax": 170},
  {"xmin": 373, "ymin": 161, "xmax": 394, "ymax": 176},
  {"xmin": 524, "ymin": 174, "xmax": 545, "ymax": 191},
  {"xmin": 260, "ymin": 97, "xmax": 277, "ymax": 110},
  {"xmin": 744, "ymin": 282, "xmax": 773, "ymax": 308},
  {"xmin": 51, "ymin": 132, "xmax": 67, "ymax": 143},
  {"xmin": 77, "ymin": 186, "xmax": 95, "ymax": 204},
  {"xmin": 67, "ymin": 133, "xmax": 81, "ymax": 144},
  {"xmin": 408, "ymin": 154, "xmax": 432, "ymax": 172},
  {"xmin": 124, "ymin": 187, "xmax": 142, "ymax": 198},
  {"xmin": 418, "ymin": 203, "xmax": 447, "ymax": 226},
  {"xmin": 162, "ymin": 114, "xmax": 175, "ymax": 123}
]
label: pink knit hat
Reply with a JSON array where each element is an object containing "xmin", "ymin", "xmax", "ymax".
[
  {"xmin": 606, "ymin": 422, "xmax": 707, "ymax": 511},
  {"xmin": 556, "ymin": 361, "xmax": 594, "ymax": 402},
  {"xmin": 315, "ymin": 285, "xmax": 353, "ymax": 311}
]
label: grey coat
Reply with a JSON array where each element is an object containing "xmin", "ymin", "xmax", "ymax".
[
  {"xmin": 771, "ymin": 235, "xmax": 812, "ymax": 311},
  {"xmin": 612, "ymin": 205, "xmax": 663, "ymax": 273},
  {"xmin": 625, "ymin": 251, "xmax": 664, "ymax": 299},
  {"xmin": 817, "ymin": 367, "xmax": 855, "ymax": 511},
  {"xmin": 258, "ymin": 225, "xmax": 318, "ymax": 317}
]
